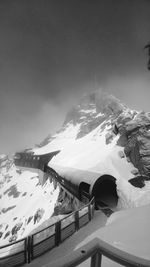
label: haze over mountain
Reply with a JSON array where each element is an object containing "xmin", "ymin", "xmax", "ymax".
[{"xmin": 0, "ymin": 0, "xmax": 150, "ymax": 155}]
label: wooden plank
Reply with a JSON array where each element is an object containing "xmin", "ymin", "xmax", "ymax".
[
  {"xmin": 79, "ymin": 213, "xmax": 89, "ymax": 228},
  {"xmin": 33, "ymin": 236, "xmax": 55, "ymax": 258},
  {"xmin": 0, "ymin": 252, "xmax": 25, "ymax": 267},
  {"xmin": 61, "ymin": 223, "xmax": 76, "ymax": 242},
  {"xmin": 33, "ymin": 226, "xmax": 55, "ymax": 245}
]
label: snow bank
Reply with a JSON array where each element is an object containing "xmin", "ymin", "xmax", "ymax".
[
  {"xmin": 74, "ymin": 204, "xmax": 150, "ymax": 266},
  {"xmin": 102, "ymin": 204, "xmax": 150, "ymax": 260},
  {"xmin": 116, "ymin": 178, "xmax": 150, "ymax": 208}
]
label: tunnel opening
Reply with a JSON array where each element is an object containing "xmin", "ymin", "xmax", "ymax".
[{"xmin": 91, "ymin": 175, "xmax": 118, "ymax": 209}]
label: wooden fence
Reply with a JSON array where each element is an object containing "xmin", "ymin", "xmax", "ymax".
[
  {"xmin": 28, "ymin": 197, "xmax": 94, "ymax": 262},
  {"xmin": 0, "ymin": 198, "xmax": 95, "ymax": 267},
  {"xmin": 0, "ymin": 238, "xmax": 27, "ymax": 267}
]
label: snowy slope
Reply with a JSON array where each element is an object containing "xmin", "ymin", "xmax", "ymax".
[{"xmin": 0, "ymin": 158, "xmax": 60, "ymax": 246}]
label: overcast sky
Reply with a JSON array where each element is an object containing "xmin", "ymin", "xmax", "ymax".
[{"xmin": 0, "ymin": 0, "xmax": 150, "ymax": 155}]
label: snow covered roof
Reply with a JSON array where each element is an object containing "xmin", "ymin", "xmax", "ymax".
[
  {"xmin": 48, "ymin": 132, "xmax": 133, "ymax": 188},
  {"xmin": 49, "ymin": 164, "xmax": 102, "ymax": 186}
]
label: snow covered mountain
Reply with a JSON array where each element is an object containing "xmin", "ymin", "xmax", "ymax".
[
  {"xmin": 33, "ymin": 90, "xmax": 150, "ymax": 209},
  {"xmin": 33, "ymin": 91, "xmax": 131, "ymax": 153},
  {"xmin": 1, "ymin": 90, "xmax": 150, "ymax": 248}
]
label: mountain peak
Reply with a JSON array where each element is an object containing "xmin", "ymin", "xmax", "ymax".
[
  {"xmin": 63, "ymin": 90, "xmax": 127, "ymax": 129},
  {"xmin": 33, "ymin": 90, "xmax": 133, "ymax": 152},
  {"xmin": 78, "ymin": 90, "xmax": 124, "ymax": 108}
]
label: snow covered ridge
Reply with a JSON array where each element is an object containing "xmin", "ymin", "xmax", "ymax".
[{"xmin": 32, "ymin": 91, "xmax": 134, "ymax": 154}]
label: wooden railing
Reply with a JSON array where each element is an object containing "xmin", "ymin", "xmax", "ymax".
[
  {"xmin": 46, "ymin": 237, "xmax": 150, "ymax": 267},
  {"xmin": 0, "ymin": 198, "xmax": 95, "ymax": 267},
  {"xmin": 27, "ymin": 197, "xmax": 95, "ymax": 263}
]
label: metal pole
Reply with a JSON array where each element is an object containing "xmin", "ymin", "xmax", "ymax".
[{"xmin": 91, "ymin": 252, "xmax": 102, "ymax": 267}]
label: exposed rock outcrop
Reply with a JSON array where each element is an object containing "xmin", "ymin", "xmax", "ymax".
[
  {"xmin": 129, "ymin": 176, "xmax": 150, "ymax": 188},
  {"xmin": 116, "ymin": 111, "xmax": 150, "ymax": 177},
  {"xmin": 53, "ymin": 188, "xmax": 82, "ymax": 215},
  {"xmin": 11, "ymin": 222, "xmax": 23, "ymax": 235},
  {"xmin": 34, "ymin": 208, "xmax": 45, "ymax": 224}
]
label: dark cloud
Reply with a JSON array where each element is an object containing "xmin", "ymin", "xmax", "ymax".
[{"xmin": 0, "ymin": 0, "xmax": 150, "ymax": 154}]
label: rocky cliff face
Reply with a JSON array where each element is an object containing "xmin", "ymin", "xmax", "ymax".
[{"xmin": 116, "ymin": 111, "xmax": 150, "ymax": 178}]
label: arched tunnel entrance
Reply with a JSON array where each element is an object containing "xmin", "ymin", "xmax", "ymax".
[{"xmin": 91, "ymin": 175, "xmax": 118, "ymax": 209}]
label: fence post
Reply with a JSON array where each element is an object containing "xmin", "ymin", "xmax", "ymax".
[
  {"xmin": 75, "ymin": 210, "xmax": 79, "ymax": 231},
  {"xmin": 91, "ymin": 252, "xmax": 102, "ymax": 267},
  {"xmin": 30, "ymin": 235, "xmax": 34, "ymax": 261},
  {"xmin": 27, "ymin": 236, "xmax": 31, "ymax": 263},
  {"xmin": 88, "ymin": 204, "xmax": 92, "ymax": 221},
  {"xmin": 55, "ymin": 220, "xmax": 61, "ymax": 246},
  {"xmin": 24, "ymin": 238, "xmax": 28, "ymax": 264},
  {"xmin": 91, "ymin": 198, "xmax": 95, "ymax": 218}
]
